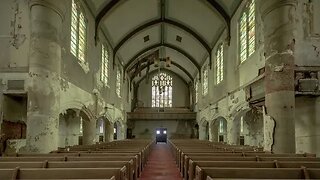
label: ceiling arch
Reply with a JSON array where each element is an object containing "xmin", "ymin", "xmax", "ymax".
[
  {"xmin": 94, "ymin": 0, "xmax": 231, "ymax": 44},
  {"xmin": 112, "ymin": 18, "xmax": 212, "ymax": 61},
  {"xmin": 125, "ymin": 42, "xmax": 201, "ymax": 75}
]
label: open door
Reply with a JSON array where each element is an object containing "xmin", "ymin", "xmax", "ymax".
[{"xmin": 156, "ymin": 128, "xmax": 167, "ymax": 143}]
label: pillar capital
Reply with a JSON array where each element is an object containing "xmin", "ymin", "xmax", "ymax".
[{"xmin": 29, "ymin": 0, "xmax": 66, "ymax": 21}]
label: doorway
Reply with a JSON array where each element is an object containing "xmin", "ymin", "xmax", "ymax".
[{"xmin": 156, "ymin": 128, "xmax": 167, "ymax": 143}]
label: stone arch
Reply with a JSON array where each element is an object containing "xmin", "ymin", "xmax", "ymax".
[
  {"xmin": 58, "ymin": 108, "xmax": 91, "ymax": 148},
  {"xmin": 228, "ymin": 108, "xmax": 251, "ymax": 145},
  {"xmin": 60, "ymin": 100, "xmax": 96, "ymax": 122},
  {"xmin": 198, "ymin": 118, "xmax": 209, "ymax": 140},
  {"xmin": 96, "ymin": 116, "xmax": 114, "ymax": 143},
  {"xmin": 113, "ymin": 119, "xmax": 124, "ymax": 140},
  {"xmin": 210, "ymin": 116, "xmax": 227, "ymax": 143}
]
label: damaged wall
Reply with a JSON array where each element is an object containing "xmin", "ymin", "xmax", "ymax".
[
  {"xmin": 0, "ymin": 0, "xmax": 130, "ymax": 153},
  {"xmin": 295, "ymin": 96, "xmax": 320, "ymax": 156}
]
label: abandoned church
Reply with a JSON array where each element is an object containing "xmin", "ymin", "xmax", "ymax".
[{"xmin": 0, "ymin": 0, "xmax": 320, "ymax": 179}]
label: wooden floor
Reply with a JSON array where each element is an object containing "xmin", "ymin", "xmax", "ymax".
[{"xmin": 139, "ymin": 143, "xmax": 182, "ymax": 180}]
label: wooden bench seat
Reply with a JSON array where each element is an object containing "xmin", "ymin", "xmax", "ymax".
[
  {"xmin": 181, "ymin": 153, "xmax": 317, "ymax": 176},
  {"xmin": 0, "ymin": 161, "xmax": 133, "ymax": 180},
  {"xmin": 0, "ymin": 167, "xmax": 125, "ymax": 180},
  {"xmin": 182, "ymin": 155, "xmax": 320, "ymax": 177},
  {"xmin": 195, "ymin": 167, "xmax": 320, "ymax": 180},
  {"xmin": 188, "ymin": 161, "xmax": 320, "ymax": 180},
  {"xmin": 0, "ymin": 156, "xmax": 139, "ymax": 179}
]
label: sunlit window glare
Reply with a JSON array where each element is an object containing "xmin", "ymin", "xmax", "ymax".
[
  {"xmin": 156, "ymin": 130, "xmax": 160, "ymax": 135},
  {"xmin": 163, "ymin": 130, "xmax": 167, "ymax": 134}
]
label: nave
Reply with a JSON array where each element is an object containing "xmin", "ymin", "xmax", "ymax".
[{"xmin": 1, "ymin": 138, "xmax": 320, "ymax": 179}]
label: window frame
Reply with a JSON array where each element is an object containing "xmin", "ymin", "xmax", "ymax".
[
  {"xmin": 151, "ymin": 72, "xmax": 173, "ymax": 108},
  {"xmin": 70, "ymin": 0, "xmax": 87, "ymax": 62},
  {"xmin": 194, "ymin": 79, "xmax": 199, "ymax": 104},
  {"xmin": 100, "ymin": 44, "xmax": 109, "ymax": 86},
  {"xmin": 116, "ymin": 66, "xmax": 122, "ymax": 98},
  {"xmin": 216, "ymin": 43, "xmax": 224, "ymax": 84},
  {"xmin": 238, "ymin": 0, "xmax": 256, "ymax": 64},
  {"xmin": 202, "ymin": 65, "xmax": 209, "ymax": 96}
]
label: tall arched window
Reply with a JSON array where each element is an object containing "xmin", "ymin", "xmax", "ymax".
[{"xmin": 152, "ymin": 73, "xmax": 173, "ymax": 107}]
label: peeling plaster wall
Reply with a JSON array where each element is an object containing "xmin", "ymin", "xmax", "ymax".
[
  {"xmin": 295, "ymin": 97, "xmax": 320, "ymax": 156},
  {"xmin": 295, "ymin": 0, "xmax": 320, "ymax": 66},
  {"xmin": 0, "ymin": 0, "xmax": 130, "ymax": 152},
  {"xmin": 0, "ymin": 0, "xmax": 30, "ymax": 69}
]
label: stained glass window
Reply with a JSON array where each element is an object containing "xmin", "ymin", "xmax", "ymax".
[
  {"xmin": 70, "ymin": 0, "xmax": 87, "ymax": 62},
  {"xmin": 216, "ymin": 44, "xmax": 224, "ymax": 84},
  {"xmin": 79, "ymin": 117, "xmax": 83, "ymax": 134},
  {"xmin": 219, "ymin": 119, "xmax": 224, "ymax": 133},
  {"xmin": 240, "ymin": 116, "xmax": 244, "ymax": 133},
  {"xmin": 195, "ymin": 80, "xmax": 199, "ymax": 103},
  {"xmin": 101, "ymin": 44, "xmax": 109, "ymax": 85},
  {"xmin": 116, "ymin": 67, "xmax": 121, "ymax": 98},
  {"xmin": 202, "ymin": 66, "xmax": 208, "ymax": 95},
  {"xmin": 239, "ymin": 0, "xmax": 255, "ymax": 63},
  {"xmin": 152, "ymin": 73, "xmax": 173, "ymax": 107}
]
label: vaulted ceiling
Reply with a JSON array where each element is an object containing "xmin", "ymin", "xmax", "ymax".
[{"xmin": 85, "ymin": 0, "xmax": 241, "ymax": 84}]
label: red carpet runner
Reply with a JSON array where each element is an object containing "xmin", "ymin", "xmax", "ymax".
[{"xmin": 139, "ymin": 143, "xmax": 183, "ymax": 180}]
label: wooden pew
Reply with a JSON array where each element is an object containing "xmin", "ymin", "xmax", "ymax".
[
  {"xmin": 188, "ymin": 161, "xmax": 320, "ymax": 180},
  {"xmin": 0, "ymin": 167, "xmax": 125, "ymax": 180},
  {"xmin": 0, "ymin": 161, "xmax": 132, "ymax": 180},
  {"xmin": 183, "ymin": 155, "xmax": 320, "ymax": 179},
  {"xmin": 0, "ymin": 156, "xmax": 138, "ymax": 180},
  {"xmin": 195, "ymin": 167, "xmax": 320, "ymax": 180}
]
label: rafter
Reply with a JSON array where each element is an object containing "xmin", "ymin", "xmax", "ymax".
[
  {"xmin": 134, "ymin": 68, "xmax": 192, "ymax": 87},
  {"xmin": 124, "ymin": 43, "xmax": 201, "ymax": 76},
  {"xmin": 130, "ymin": 58, "xmax": 194, "ymax": 83}
]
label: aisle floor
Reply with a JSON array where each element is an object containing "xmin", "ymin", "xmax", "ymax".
[{"xmin": 139, "ymin": 143, "xmax": 183, "ymax": 180}]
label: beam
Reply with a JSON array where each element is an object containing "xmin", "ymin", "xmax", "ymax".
[
  {"xmin": 130, "ymin": 59, "xmax": 194, "ymax": 82},
  {"xmin": 206, "ymin": 0, "xmax": 231, "ymax": 43},
  {"xmin": 94, "ymin": 0, "xmax": 121, "ymax": 43},
  {"xmin": 135, "ymin": 68, "xmax": 191, "ymax": 86},
  {"xmin": 125, "ymin": 43, "xmax": 201, "ymax": 75}
]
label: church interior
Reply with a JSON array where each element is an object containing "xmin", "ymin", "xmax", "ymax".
[{"xmin": 0, "ymin": 0, "xmax": 320, "ymax": 179}]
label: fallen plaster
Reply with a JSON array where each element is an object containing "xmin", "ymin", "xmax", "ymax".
[{"xmin": 263, "ymin": 106, "xmax": 275, "ymax": 152}]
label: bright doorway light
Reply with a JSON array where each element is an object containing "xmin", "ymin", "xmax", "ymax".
[
  {"xmin": 156, "ymin": 130, "xmax": 160, "ymax": 134},
  {"xmin": 163, "ymin": 130, "xmax": 167, "ymax": 134}
]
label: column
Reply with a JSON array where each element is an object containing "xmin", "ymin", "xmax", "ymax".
[
  {"xmin": 260, "ymin": 0, "xmax": 296, "ymax": 153},
  {"xmin": 198, "ymin": 122, "xmax": 208, "ymax": 140},
  {"xmin": 104, "ymin": 121, "xmax": 114, "ymax": 142},
  {"xmin": 227, "ymin": 118, "xmax": 240, "ymax": 145},
  {"xmin": 26, "ymin": 0, "xmax": 64, "ymax": 153},
  {"xmin": 210, "ymin": 120, "xmax": 219, "ymax": 142},
  {"xmin": 83, "ymin": 119, "xmax": 97, "ymax": 145}
]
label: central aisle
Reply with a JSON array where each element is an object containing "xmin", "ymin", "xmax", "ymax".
[{"xmin": 139, "ymin": 143, "xmax": 183, "ymax": 180}]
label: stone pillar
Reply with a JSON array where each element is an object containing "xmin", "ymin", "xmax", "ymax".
[
  {"xmin": 198, "ymin": 122, "xmax": 208, "ymax": 140},
  {"xmin": 26, "ymin": 0, "xmax": 64, "ymax": 153},
  {"xmin": 227, "ymin": 117, "xmax": 240, "ymax": 145},
  {"xmin": 83, "ymin": 119, "xmax": 97, "ymax": 145},
  {"xmin": 104, "ymin": 121, "xmax": 114, "ymax": 142},
  {"xmin": 260, "ymin": 0, "xmax": 296, "ymax": 153},
  {"xmin": 210, "ymin": 120, "xmax": 219, "ymax": 142}
]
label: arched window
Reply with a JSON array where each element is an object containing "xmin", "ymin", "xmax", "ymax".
[
  {"xmin": 70, "ymin": 0, "xmax": 87, "ymax": 62},
  {"xmin": 152, "ymin": 73, "xmax": 173, "ymax": 107},
  {"xmin": 239, "ymin": 0, "xmax": 256, "ymax": 63}
]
